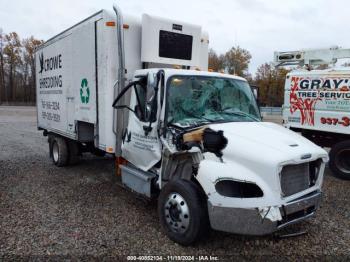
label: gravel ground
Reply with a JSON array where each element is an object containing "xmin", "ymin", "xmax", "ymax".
[{"xmin": 0, "ymin": 106, "xmax": 349, "ymax": 260}]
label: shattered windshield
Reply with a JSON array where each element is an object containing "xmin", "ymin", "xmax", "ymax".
[{"xmin": 167, "ymin": 75, "xmax": 261, "ymax": 127}]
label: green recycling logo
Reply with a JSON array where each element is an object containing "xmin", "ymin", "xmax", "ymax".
[{"xmin": 80, "ymin": 78, "xmax": 90, "ymax": 104}]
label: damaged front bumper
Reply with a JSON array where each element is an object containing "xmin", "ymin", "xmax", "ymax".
[{"xmin": 208, "ymin": 190, "xmax": 322, "ymax": 235}]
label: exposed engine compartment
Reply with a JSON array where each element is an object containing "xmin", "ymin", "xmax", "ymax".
[{"xmin": 173, "ymin": 126, "xmax": 228, "ymax": 158}]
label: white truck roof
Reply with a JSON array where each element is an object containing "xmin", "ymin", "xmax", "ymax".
[{"xmin": 134, "ymin": 68, "xmax": 247, "ymax": 82}]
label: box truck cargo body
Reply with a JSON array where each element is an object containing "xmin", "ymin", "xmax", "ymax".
[
  {"xmin": 36, "ymin": 5, "xmax": 328, "ymax": 245},
  {"xmin": 36, "ymin": 9, "xmax": 209, "ymax": 154}
]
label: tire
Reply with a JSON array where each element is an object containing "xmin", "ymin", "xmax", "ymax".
[
  {"xmin": 51, "ymin": 136, "xmax": 69, "ymax": 167},
  {"xmin": 67, "ymin": 140, "xmax": 80, "ymax": 165},
  {"xmin": 158, "ymin": 179, "xmax": 209, "ymax": 246},
  {"xmin": 329, "ymin": 140, "xmax": 350, "ymax": 180}
]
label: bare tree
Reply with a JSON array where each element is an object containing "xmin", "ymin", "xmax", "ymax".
[
  {"xmin": 4, "ymin": 32, "xmax": 22, "ymax": 102},
  {"xmin": 0, "ymin": 30, "xmax": 43, "ymax": 104},
  {"xmin": 23, "ymin": 36, "xmax": 43, "ymax": 102}
]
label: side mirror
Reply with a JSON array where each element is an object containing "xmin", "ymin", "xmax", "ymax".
[{"xmin": 112, "ymin": 80, "xmax": 139, "ymax": 114}]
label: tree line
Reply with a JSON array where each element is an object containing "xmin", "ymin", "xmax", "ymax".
[
  {"xmin": 209, "ymin": 47, "xmax": 289, "ymax": 106},
  {"xmin": 0, "ymin": 29, "xmax": 43, "ymax": 105},
  {"xmin": 0, "ymin": 29, "xmax": 287, "ymax": 106}
]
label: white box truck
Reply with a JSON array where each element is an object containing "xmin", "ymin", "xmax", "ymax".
[
  {"xmin": 275, "ymin": 47, "xmax": 350, "ymax": 180},
  {"xmin": 36, "ymin": 4, "xmax": 328, "ymax": 245}
]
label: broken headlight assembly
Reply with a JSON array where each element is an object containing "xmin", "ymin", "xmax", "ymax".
[
  {"xmin": 174, "ymin": 127, "xmax": 228, "ymax": 158},
  {"xmin": 215, "ymin": 179, "xmax": 264, "ymax": 198}
]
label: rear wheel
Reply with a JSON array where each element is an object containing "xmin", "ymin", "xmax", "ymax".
[
  {"xmin": 329, "ymin": 140, "xmax": 350, "ymax": 180},
  {"xmin": 158, "ymin": 179, "xmax": 209, "ymax": 246},
  {"xmin": 51, "ymin": 136, "xmax": 68, "ymax": 167}
]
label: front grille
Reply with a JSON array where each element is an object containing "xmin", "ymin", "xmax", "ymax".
[
  {"xmin": 280, "ymin": 163, "xmax": 310, "ymax": 197},
  {"xmin": 277, "ymin": 206, "xmax": 316, "ymax": 227}
]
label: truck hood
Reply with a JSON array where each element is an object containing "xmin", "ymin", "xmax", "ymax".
[
  {"xmin": 196, "ymin": 121, "xmax": 328, "ymax": 209},
  {"xmin": 195, "ymin": 121, "xmax": 328, "ymax": 205},
  {"xmin": 209, "ymin": 121, "xmax": 328, "ymax": 165}
]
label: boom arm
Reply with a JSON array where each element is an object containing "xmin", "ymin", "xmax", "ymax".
[{"xmin": 274, "ymin": 46, "xmax": 350, "ymax": 67}]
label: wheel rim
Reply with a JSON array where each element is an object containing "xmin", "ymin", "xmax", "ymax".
[
  {"xmin": 164, "ymin": 192, "xmax": 190, "ymax": 233},
  {"xmin": 335, "ymin": 149, "xmax": 350, "ymax": 174},
  {"xmin": 52, "ymin": 142, "xmax": 59, "ymax": 163}
]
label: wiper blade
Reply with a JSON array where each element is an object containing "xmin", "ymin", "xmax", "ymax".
[
  {"xmin": 167, "ymin": 117, "xmax": 212, "ymax": 128},
  {"xmin": 180, "ymin": 107, "xmax": 215, "ymax": 123},
  {"xmin": 220, "ymin": 109, "xmax": 259, "ymax": 121}
]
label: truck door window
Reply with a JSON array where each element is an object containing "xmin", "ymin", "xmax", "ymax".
[
  {"xmin": 134, "ymin": 83, "xmax": 147, "ymax": 121},
  {"xmin": 145, "ymin": 85, "xmax": 156, "ymax": 122},
  {"xmin": 134, "ymin": 82, "xmax": 157, "ymax": 123}
]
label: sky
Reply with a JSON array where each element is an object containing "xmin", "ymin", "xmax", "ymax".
[{"xmin": 1, "ymin": 0, "xmax": 349, "ymax": 74}]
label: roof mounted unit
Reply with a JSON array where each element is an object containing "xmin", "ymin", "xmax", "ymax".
[
  {"xmin": 274, "ymin": 46, "xmax": 350, "ymax": 67},
  {"xmin": 141, "ymin": 14, "xmax": 202, "ymax": 67}
]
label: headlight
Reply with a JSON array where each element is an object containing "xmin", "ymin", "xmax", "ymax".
[{"xmin": 215, "ymin": 180, "xmax": 263, "ymax": 198}]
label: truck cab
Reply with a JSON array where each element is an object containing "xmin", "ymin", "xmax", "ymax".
[{"xmin": 114, "ymin": 68, "xmax": 328, "ymax": 245}]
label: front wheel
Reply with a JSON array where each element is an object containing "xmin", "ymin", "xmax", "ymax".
[
  {"xmin": 158, "ymin": 179, "xmax": 209, "ymax": 246},
  {"xmin": 329, "ymin": 140, "xmax": 350, "ymax": 180}
]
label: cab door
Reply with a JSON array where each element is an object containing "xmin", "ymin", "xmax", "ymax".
[{"xmin": 120, "ymin": 73, "xmax": 162, "ymax": 171}]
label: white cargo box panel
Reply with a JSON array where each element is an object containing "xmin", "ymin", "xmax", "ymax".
[
  {"xmin": 36, "ymin": 37, "xmax": 71, "ymax": 134},
  {"xmin": 141, "ymin": 14, "xmax": 202, "ymax": 67},
  {"xmin": 36, "ymin": 18, "xmax": 98, "ymax": 138},
  {"xmin": 283, "ymin": 69, "xmax": 350, "ymax": 135}
]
